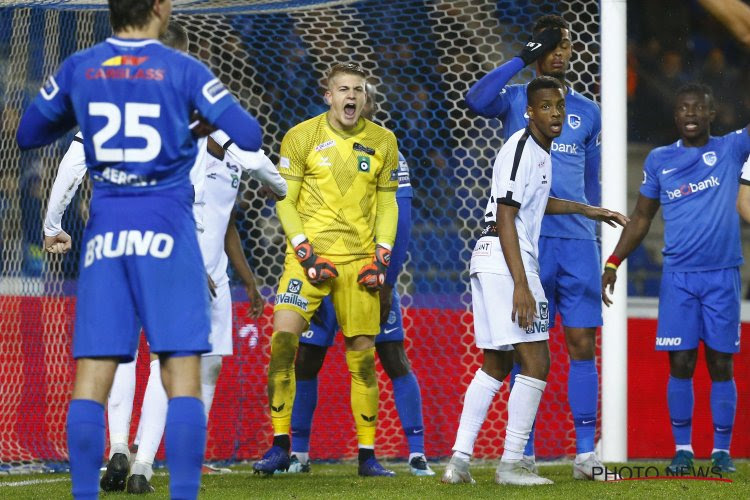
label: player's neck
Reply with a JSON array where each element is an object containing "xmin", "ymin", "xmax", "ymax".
[
  {"xmin": 681, "ymin": 133, "xmax": 710, "ymax": 148},
  {"xmin": 114, "ymin": 23, "xmax": 162, "ymax": 41},
  {"xmin": 527, "ymin": 123, "xmax": 551, "ymax": 152}
]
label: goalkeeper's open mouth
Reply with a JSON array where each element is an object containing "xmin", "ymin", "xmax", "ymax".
[{"xmin": 344, "ymin": 102, "xmax": 358, "ymax": 119}]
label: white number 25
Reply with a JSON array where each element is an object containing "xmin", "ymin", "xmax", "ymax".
[{"xmin": 89, "ymin": 102, "xmax": 161, "ymax": 163}]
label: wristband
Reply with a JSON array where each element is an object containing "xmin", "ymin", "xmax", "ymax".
[{"xmin": 605, "ymin": 254, "xmax": 622, "ymax": 271}]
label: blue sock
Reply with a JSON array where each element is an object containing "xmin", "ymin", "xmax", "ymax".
[
  {"xmin": 710, "ymin": 379, "xmax": 736, "ymax": 451},
  {"xmin": 568, "ymin": 359, "xmax": 598, "ymax": 455},
  {"xmin": 667, "ymin": 376, "xmax": 693, "ymax": 446},
  {"xmin": 291, "ymin": 378, "xmax": 318, "ymax": 453},
  {"xmin": 165, "ymin": 397, "xmax": 206, "ymax": 500},
  {"xmin": 67, "ymin": 399, "xmax": 105, "ymax": 500},
  {"xmin": 392, "ymin": 372, "xmax": 425, "ymax": 455},
  {"xmin": 510, "ymin": 362, "xmax": 536, "ymax": 456}
]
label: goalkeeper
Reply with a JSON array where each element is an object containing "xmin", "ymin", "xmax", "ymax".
[{"xmin": 254, "ymin": 63, "xmax": 399, "ymax": 477}]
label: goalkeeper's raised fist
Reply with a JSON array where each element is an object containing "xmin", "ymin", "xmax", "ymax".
[
  {"xmin": 357, "ymin": 245, "xmax": 391, "ymax": 291},
  {"xmin": 518, "ymin": 27, "xmax": 562, "ymax": 66},
  {"xmin": 294, "ymin": 240, "xmax": 338, "ymax": 285}
]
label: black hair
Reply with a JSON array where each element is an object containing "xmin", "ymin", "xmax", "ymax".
[
  {"xmin": 109, "ymin": 0, "xmax": 158, "ymax": 32},
  {"xmin": 533, "ymin": 14, "xmax": 568, "ymax": 35},
  {"xmin": 675, "ymin": 82, "xmax": 715, "ymax": 109},
  {"xmin": 527, "ymin": 75, "xmax": 565, "ymax": 105},
  {"xmin": 160, "ymin": 21, "xmax": 188, "ymax": 51}
]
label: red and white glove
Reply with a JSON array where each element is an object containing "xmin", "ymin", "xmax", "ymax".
[
  {"xmin": 357, "ymin": 245, "xmax": 391, "ymax": 291},
  {"xmin": 294, "ymin": 240, "xmax": 338, "ymax": 285}
]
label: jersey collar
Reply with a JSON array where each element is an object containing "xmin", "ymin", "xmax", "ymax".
[
  {"xmin": 324, "ymin": 114, "xmax": 366, "ymax": 138},
  {"xmin": 526, "ymin": 127, "xmax": 550, "ymax": 153},
  {"xmin": 106, "ymin": 37, "xmax": 162, "ymax": 48}
]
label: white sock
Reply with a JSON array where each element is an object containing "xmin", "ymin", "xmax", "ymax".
[
  {"xmin": 676, "ymin": 444, "xmax": 694, "ymax": 454},
  {"xmin": 711, "ymin": 448, "xmax": 729, "ymax": 455},
  {"xmin": 131, "ymin": 460, "xmax": 154, "ymax": 481},
  {"xmin": 575, "ymin": 451, "xmax": 594, "ymax": 462},
  {"xmin": 409, "ymin": 452, "xmax": 425, "ymax": 462},
  {"xmin": 452, "ymin": 451, "xmax": 470, "ymax": 462},
  {"xmin": 200, "ymin": 355, "xmax": 223, "ymax": 421},
  {"xmin": 107, "ymin": 359, "xmax": 137, "ymax": 459},
  {"xmin": 292, "ymin": 452, "xmax": 309, "ymax": 464},
  {"xmin": 452, "ymin": 369, "xmax": 502, "ymax": 456},
  {"xmin": 501, "ymin": 374, "xmax": 546, "ymax": 463},
  {"xmin": 134, "ymin": 359, "xmax": 168, "ymax": 472}
]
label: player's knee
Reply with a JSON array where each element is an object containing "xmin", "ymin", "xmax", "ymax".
[
  {"xmin": 376, "ymin": 342, "xmax": 411, "ymax": 379},
  {"xmin": 295, "ymin": 343, "xmax": 327, "ymax": 380},
  {"xmin": 200, "ymin": 355, "xmax": 222, "ymax": 386},
  {"xmin": 269, "ymin": 331, "xmax": 299, "ymax": 372},
  {"xmin": 706, "ymin": 353, "xmax": 734, "ymax": 381},
  {"xmin": 345, "ymin": 348, "xmax": 377, "ymax": 387},
  {"xmin": 669, "ymin": 349, "xmax": 697, "ymax": 378},
  {"xmin": 481, "ymin": 349, "xmax": 513, "ymax": 381},
  {"xmin": 565, "ymin": 328, "xmax": 596, "ymax": 360}
]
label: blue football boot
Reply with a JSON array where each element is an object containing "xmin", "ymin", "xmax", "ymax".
[
  {"xmin": 358, "ymin": 457, "xmax": 396, "ymax": 477},
  {"xmin": 253, "ymin": 446, "xmax": 290, "ymax": 475},
  {"xmin": 711, "ymin": 451, "xmax": 736, "ymax": 473}
]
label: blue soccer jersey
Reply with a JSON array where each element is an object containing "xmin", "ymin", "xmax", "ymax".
[
  {"xmin": 32, "ymin": 37, "xmax": 237, "ymax": 195},
  {"xmin": 640, "ymin": 129, "xmax": 750, "ymax": 272},
  {"xmin": 497, "ymin": 84, "xmax": 601, "ymax": 240},
  {"xmin": 396, "ymin": 151, "xmax": 413, "ymax": 199}
]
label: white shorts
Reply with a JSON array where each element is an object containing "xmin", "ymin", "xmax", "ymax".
[
  {"xmin": 471, "ymin": 272, "xmax": 550, "ymax": 351},
  {"xmin": 205, "ymin": 280, "xmax": 232, "ymax": 356}
]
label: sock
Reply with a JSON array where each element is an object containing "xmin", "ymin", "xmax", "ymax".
[
  {"xmin": 358, "ymin": 447, "xmax": 375, "ymax": 464},
  {"xmin": 294, "ymin": 451, "xmax": 309, "ymax": 465},
  {"xmin": 291, "ymin": 378, "xmax": 318, "ymax": 454},
  {"xmin": 346, "ymin": 348, "xmax": 378, "ymax": 449},
  {"xmin": 667, "ymin": 376, "xmax": 693, "ymax": 447},
  {"xmin": 67, "ymin": 399, "xmax": 105, "ymax": 500},
  {"xmin": 165, "ymin": 397, "xmax": 206, "ymax": 500},
  {"xmin": 510, "ymin": 362, "xmax": 536, "ymax": 456},
  {"xmin": 710, "ymin": 379, "xmax": 736, "ymax": 452},
  {"xmin": 391, "ymin": 372, "xmax": 425, "ymax": 455},
  {"xmin": 272, "ymin": 434, "xmax": 290, "ymax": 452},
  {"xmin": 676, "ymin": 444, "xmax": 694, "ymax": 453},
  {"xmin": 502, "ymin": 375, "xmax": 546, "ymax": 463},
  {"xmin": 568, "ymin": 359, "xmax": 598, "ymax": 455},
  {"xmin": 200, "ymin": 355, "xmax": 223, "ymax": 422},
  {"xmin": 452, "ymin": 368, "xmax": 502, "ymax": 455},
  {"xmin": 107, "ymin": 359, "xmax": 136, "ymax": 458},
  {"xmin": 268, "ymin": 331, "xmax": 299, "ymax": 435},
  {"xmin": 134, "ymin": 359, "xmax": 168, "ymax": 480}
]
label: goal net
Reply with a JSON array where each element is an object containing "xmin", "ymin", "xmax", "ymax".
[{"xmin": 0, "ymin": 0, "xmax": 599, "ymax": 470}]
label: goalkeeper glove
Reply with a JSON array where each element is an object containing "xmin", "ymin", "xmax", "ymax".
[
  {"xmin": 517, "ymin": 27, "xmax": 562, "ymax": 66},
  {"xmin": 294, "ymin": 240, "xmax": 338, "ymax": 285},
  {"xmin": 357, "ymin": 245, "xmax": 391, "ymax": 291}
]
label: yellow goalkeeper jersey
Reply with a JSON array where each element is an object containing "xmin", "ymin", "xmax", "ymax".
[{"xmin": 277, "ymin": 112, "xmax": 399, "ymax": 263}]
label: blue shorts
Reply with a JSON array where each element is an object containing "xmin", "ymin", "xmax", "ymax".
[
  {"xmin": 73, "ymin": 191, "xmax": 211, "ymax": 361},
  {"xmin": 657, "ymin": 268, "xmax": 740, "ymax": 354},
  {"xmin": 300, "ymin": 288, "xmax": 404, "ymax": 347},
  {"xmin": 539, "ymin": 236, "xmax": 602, "ymax": 329}
]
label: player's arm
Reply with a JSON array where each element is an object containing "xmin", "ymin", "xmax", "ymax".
[
  {"xmin": 380, "ymin": 194, "xmax": 412, "ymax": 324},
  {"xmin": 584, "ymin": 110, "xmax": 602, "ymax": 206},
  {"xmin": 737, "ymin": 156, "xmax": 750, "ymax": 223},
  {"xmin": 544, "ymin": 197, "xmax": 628, "ymax": 227},
  {"xmin": 497, "ymin": 203, "xmax": 535, "ymax": 330},
  {"xmin": 601, "ymin": 194, "xmax": 660, "ymax": 307},
  {"xmin": 225, "ymin": 211, "xmax": 264, "ymax": 319},
  {"xmin": 464, "ymin": 28, "xmax": 562, "ymax": 117},
  {"xmin": 698, "ymin": 0, "xmax": 750, "ymax": 49},
  {"xmin": 211, "ymin": 130, "xmax": 287, "ymax": 199},
  {"xmin": 44, "ymin": 134, "xmax": 87, "ymax": 254}
]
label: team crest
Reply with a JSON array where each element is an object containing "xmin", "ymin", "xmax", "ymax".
[
  {"xmin": 702, "ymin": 151, "xmax": 717, "ymax": 167},
  {"xmin": 568, "ymin": 114, "xmax": 581, "ymax": 129},
  {"xmin": 358, "ymin": 156, "xmax": 371, "ymax": 172},
  {"xmin": 539, "ymin": 301, "xmax": 549, "ymax": 321},
  {"xmin": 287, "ymin": 279, "xmax": 302, "ymax": 294}
]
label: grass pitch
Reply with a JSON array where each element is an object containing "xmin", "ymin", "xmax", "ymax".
[{"xmin": 1, "ymin": 460, "xmax": 746, "ymax": 499}]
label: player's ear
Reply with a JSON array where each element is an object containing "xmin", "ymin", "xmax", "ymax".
[
  {"xmin": 324, "ymin": 91, "xmax": 332, "ymax": 106},
  {"xmin": 526, "ymin": 104, "xmax": 534, "ymax": 120}
]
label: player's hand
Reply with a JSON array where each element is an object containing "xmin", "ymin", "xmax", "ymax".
[
  {"xmin": 245, "ymin": 281, "xmax": 264, "ymax": 319},
  {"xmin": 379, "ymin": 283, "xmax": 394, "ymax": 325},
  {"xmin": 582, "ymin": 206, "xmax": 630, "ymax": 228},
  {"xmin": 357, "ymin": 245, "xmax": 391, "ymax": 291},
  {"xmin": 518, "ymin": 27, "xmax": 562, "ymax": 66},
  {"xmin": 511, "ymin": 282, "xmax": 536, "ymax": 330},
  {"xmin": 601, "ymin": 268, "xmax": 617, "ymax": 307},
  {"xmin": 259, "ymin": 184, "xmax": 285, "ymax": 202},
  {"xmin": 189, "ymin": 110, "xmax": 217, "ymax": 139},
  {"xmin": 295, "ymin": 240, "xmax": 338, "ymax": 285},
  {"xmin": 207, "ymin": 273, "xmax": 217, "ymax": 300},
  {"xmin": 44, "ymin": 230, "xmax": 72, "ymax": 254}
]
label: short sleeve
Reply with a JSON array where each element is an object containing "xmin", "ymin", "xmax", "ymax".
[
  {"xmin": 185, "ymin": 58, "xmax": 238, "ymax": 123},
  {"xmin": 639, "ymin": 152, "xmax": 660, "ymax": 200},
  {"xmin": 377, "ymin": 132, "xmax": 399, "ymax": 190},
  {"xmin": 278, "ymin": 128, "xmax": 308, "ymax": 181},
  {"xmin": 33, "ymin": 58, "xmax": 75, "ymax": 124},
  {"xmin": 727, "ymin": 127, "xmax": 750, "ymax": 167},
  {"xmin": 584, "ymin": 105, "xmax": 602, "ymax": 160},
  {"xmin": 495, "ymin": 140, "xmax": 528, "ymax": 209}
]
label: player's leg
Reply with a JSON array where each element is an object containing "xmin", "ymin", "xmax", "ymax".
[
  {"xmin": 100, "ymin": 357, "xmax": 137, "ymax": 492},
  {"xmin": 657, "ymin": 271, "xmax": 702, "ymax": 473},
  {"xmin": 701, "ymin": 267, "xmax": 741, "ymax": 473},
  {"xmin": 68, "ymin": 358, "xmax": 120, "ymax": 499},
  {"xmin": 376, "ymin": 289, "xmax": 433, "ymax": 476},
  {"xmin": 444, "ymin": 272, "xmax": 513, "ymax": 484},
  {"xmin": 128, "ymin": 353, "xmax": 167, "ymax": 494}
]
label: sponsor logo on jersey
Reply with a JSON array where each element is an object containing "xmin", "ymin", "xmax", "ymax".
[
  {"xmin": 472, "ymin": 240, "xmax": 492, "ymax": 257},
  {"xmin": 551, "ymin": 142, "xmax": 578, "ymax": 155},
  {"xmin": 702, "ymin": 151, "xmax": 717, "ymax": 167},
  {"xmin": 539, "ymin": 301, "xmax": 549, "ymax": 320},
  {"xmin": 202, "ymin": 78, "xmax": 229, "ymax": 104},
  {"xmin": 353, "ymin": 143, "xmax": 375, "ymax": 155},
  {"xmin": 40, "ymin": 75, "xmax": 59, "ymax": 100},
  {"xmin": 93, "ymin": 167, "xmax": 157, "ymax": 187},
  {"xmin": 568, "ymin": 114, "xmax": 581, "ymax": 129},
  {"xmin": 84, "ymin": 230, "xmax": 174, "ymax": 267},
  {"xmin": 315, "ymin": 140, "xmax": 335, "ymax": 152},
  {"xmin": 542, "ymin": 173, "xmax": 548, "ymax": 185},
  {"xmin": 358, "ymin": 156, "xmax": 370, "ymax": 172},
  {"xmin": 275, "ymin": 292, "xmax": 309, "ymax": 311},
  {"xmin": 86, "ymin": 67, "xmax": 164, "ymax": 81},
  {"xmin": 102, "ymin": 55, "xmax": 149, "ymax": 66},
  {"xmin": 656, "ymin": 337, "xmax": 682, "ymax": 346},
  {"xmin": 287, "ymin": 279, "xmax": 302, "ymax": 294},
  {"xmin": 231, "ymin": 174, "xmax": 239, "ymax": 188},
  {"xmin": 666, "ymin": 175, "xmax": 720, "ymax": 200},
  {"xmin": 225, "ymin": 162, "xmax": 239, "ymax": 172},
  {"xmin": 319, "ymin": 156, "xmax": 332, "ymax": 167},
  {"xmin": 525, "ymin": 318, "xmax": 548, "ymax": 335},
  {"xmin": 397, "ymin": 159, "xmax": 411, "ymax": 185},
  {"xmin": 279, "ymin": 157, "xmax": 290, "ymax": 169}
]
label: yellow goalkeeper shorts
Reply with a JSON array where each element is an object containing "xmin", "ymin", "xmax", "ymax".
[{"xmin": 274, "ymin": 254, "xmax": 380, "ymax": 337}]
